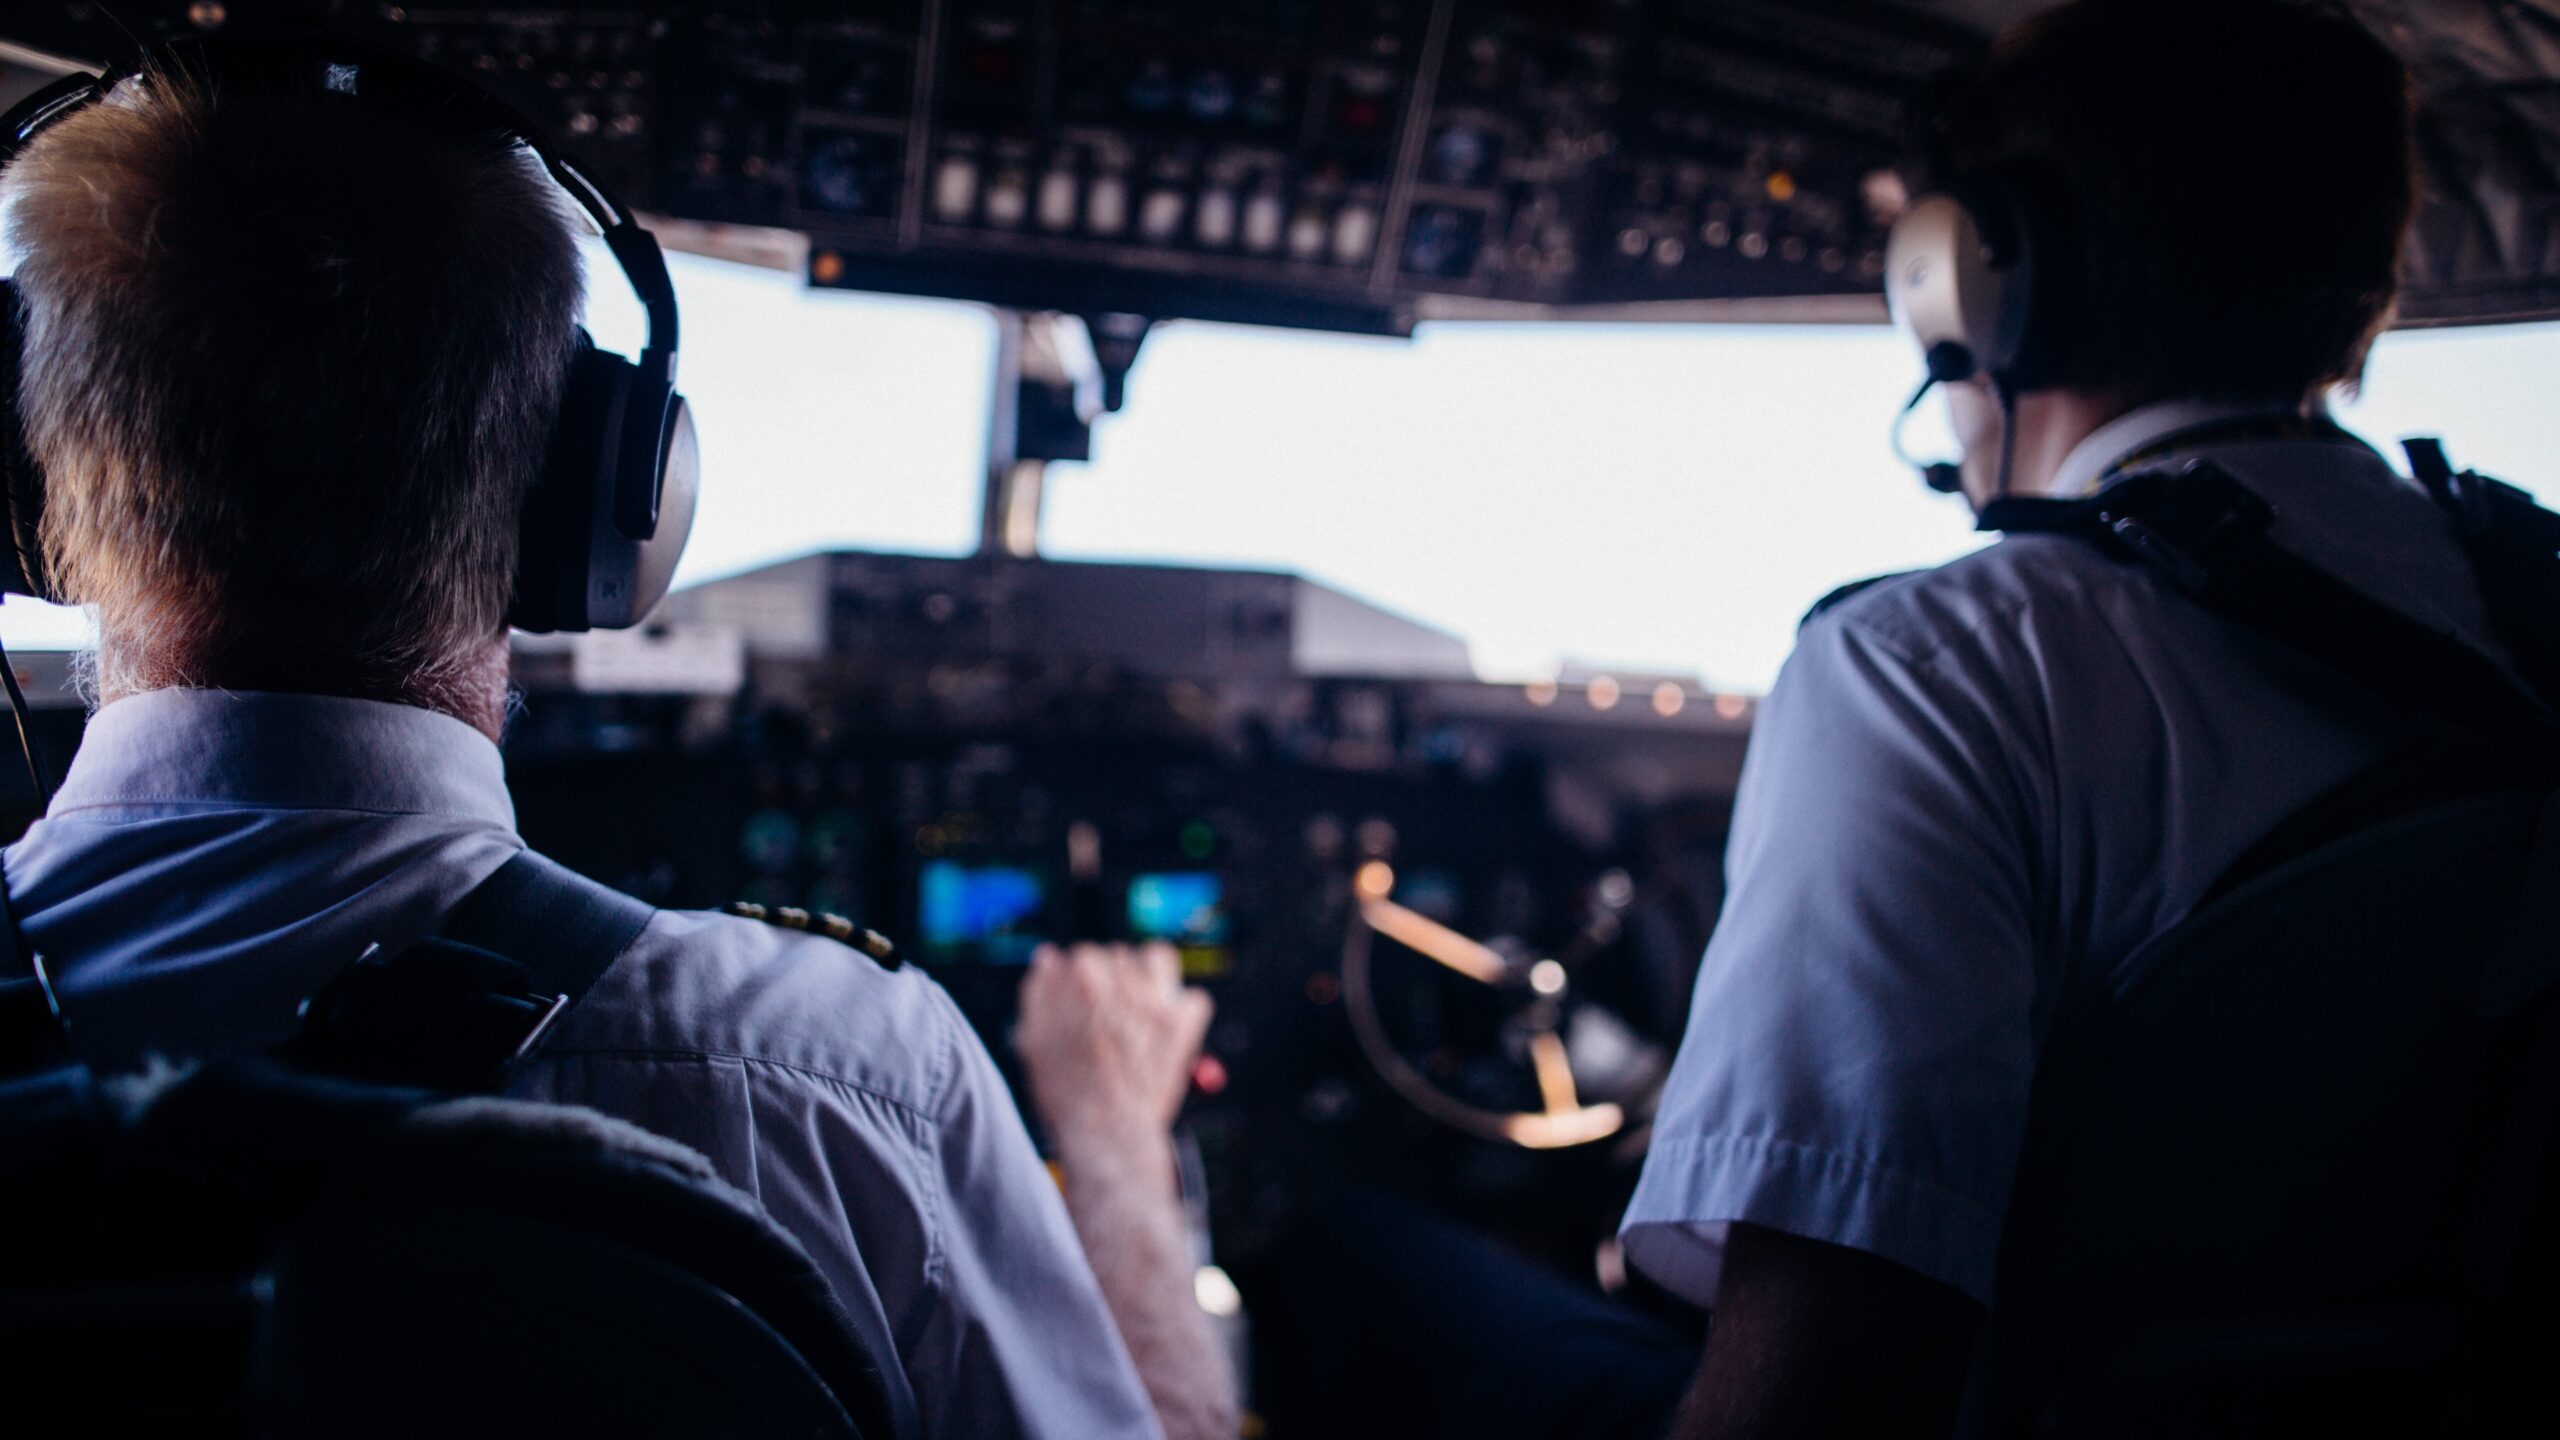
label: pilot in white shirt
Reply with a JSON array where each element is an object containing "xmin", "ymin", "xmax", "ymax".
[{"xmin": 1620, "ymin": 401, "xmax": 2521, "ymax": 1308}]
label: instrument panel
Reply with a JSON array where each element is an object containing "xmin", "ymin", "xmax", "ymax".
[
  {"xmin": 659, "ymin": 0, "xmax": 1980, "ymax": 329},
  {"xmin": 497, "ymin": 552, "xmax": 1749, "ymax": 1261}
]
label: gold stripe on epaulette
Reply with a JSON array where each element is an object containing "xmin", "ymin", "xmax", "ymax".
[{"xmin": 723, "ymin": 901, "xmax": 902, "ymax": 968}]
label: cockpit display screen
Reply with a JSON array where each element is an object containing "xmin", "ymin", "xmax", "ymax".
[
  {"xmin": 920, "ymin": 862, "xmax": 1046, "ymax": 963},
  {"xmin": 1126, "ymin": 872, "xmax": 1228, "ymax": 947}
]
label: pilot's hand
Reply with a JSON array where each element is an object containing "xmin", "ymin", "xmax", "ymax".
[{"xmin": 1015, "ymin": 941, "xmax": 1213, "ymax": 1153}]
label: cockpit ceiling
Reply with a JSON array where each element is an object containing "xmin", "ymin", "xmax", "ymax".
[
  {"xmin": 1919, "ymin": 0, "xmax": 2560, "ymax": 328},
  {"xmin": 1, "ymin": 2, "xmax": 2555, "ymax": 330}
]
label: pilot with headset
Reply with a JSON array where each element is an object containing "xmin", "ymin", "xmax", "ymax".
[
  {"xmin": 1622, "ymin": 1, "xmax": 2494, "ymax": 1433},
  {"xmin": 0, "ymin": 34, "xmax": 1231, "ymax": 1440},
  {"xmin": 1248, "ymin": 3, "xmax": 2534, "ymax": 1436}
]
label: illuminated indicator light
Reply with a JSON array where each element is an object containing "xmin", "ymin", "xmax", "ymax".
[
  {"xmin": 1195, "ymin": 1264, "xmax": 1244, "ymax": 1318},
  {"xmin": 1331, "ymin": 204, "xmax": 1378, "ymax": 265},
  {"xmin": 1863, "ymin": 168, "xmax": 1911, "ymax": 223},
  {"xmin": 1243, "ymin": 192, "xmax": 1285, "ymax": 252},
  {"xmin": 1714, "ymin": 693, "xmax": 1750, "ymax": 720},
  {"xmin": 1599, "ymin": 869, "xmax": 1637, "ymax": 909},
  {"xmin": 932, "ymin": 156, "xmax": 978, "ymax": 220},
  {"xmin": 1524, "ymin": 680, "xmax": 1559, "ymax": 707},
  {"xmin": 1355, "ymin": 861, "xmax": 1396, "ymax": 900},
  {"xmin": 1141, "ymin": 188, "xmax": 1186, "ymax": 242},
  {"xmin": 811, "ymin": 251, "xmax": 846, "ymax": 285},
  {"xmin": 1652, "ymin": 683, "xmax": 1685, "ymax": 717},
  {"xmin": 1088, "ymin": 176, "xmax": 1129, "ymax": 235},
  {"xmin": 1287, "ymin": 210, "xmax": 1329, "ymax": 260},
  {"xmin": 1529, "ymin": 959, "xmax": 1567, "ymax": 996},
  {"xmin": 1587, "ymin": 676, "xmax": 1621, "ymax": 711},
  {"xmin": 1036, "ymin": 171, "xmax": 1078, "ymax": 229},
  {"xmin": 984, "ymin": 172, "xmax": 1029, "ymax": 227},
  {"xmin": 1190, "ymin": 1053, "xmax": 1230, "ymax": 1096},
  {"xmin": 1765, "ymin": 170, "xmax": 1798, "ymax": 203},
  {"xmin": 1196, "ymin": 188, "xmax": 1238, "ymax": 246}
]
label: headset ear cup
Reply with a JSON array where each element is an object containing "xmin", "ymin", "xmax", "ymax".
[
  {"xmin": 0, "ymin": 280, "xmax": 53, "ymax": 602},
  {"xmin": 1946, "ymin": 179, "xmax": 2038, "ymax": 382},
  {"xmin": 627, "ymin": 397, "xmax": 698, "ymax": 622},
  {"xmin": 511, "ymin": 337, "xmax": 625, "ymax": 634},
  {"xmin": 1887, "ymin": 192, "xmax": 2003, "ymax": 381},
  {"xmin": 1988, "ymin": 168, "xmax": 2074, "ymax": 391}
]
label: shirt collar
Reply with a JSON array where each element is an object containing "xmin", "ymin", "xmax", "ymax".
[
  {"xmin": 2050, "ymin": 397, "xmax": 2319, "ymax": 499},
  {"xmin": 48, "ymin": 689, "xmax": 517, "ymax": 832}
]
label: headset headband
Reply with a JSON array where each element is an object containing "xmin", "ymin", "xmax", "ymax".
[{"xmin": 0, "ymin": 31, "xmax": 678, "ymax": 371}]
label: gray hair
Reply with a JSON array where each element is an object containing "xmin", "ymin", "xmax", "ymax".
[{"xmin": 5, "ymin": 63, "xmax": 583, "ymax": 697}]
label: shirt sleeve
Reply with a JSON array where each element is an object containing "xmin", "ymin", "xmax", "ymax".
[
  {"xmin": 901, "ymin": 984, "xmax": 1166, "ymax": 1440},
  {"xmin": 1619, "ymin": 607, "xmax": 2047, "ymax": 1307},
  {"xmin": 516, "ymin": 974, "xmax": 1163, "ymax": 1440}
]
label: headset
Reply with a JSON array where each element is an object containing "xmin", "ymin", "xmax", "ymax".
[
  {"xmin": 1881, "ymin": 170, "xmax": 2069, "ymax": 497},
  {"xmin": 0, "ymin": 30, "xmax": 697, "ymax": 635}
]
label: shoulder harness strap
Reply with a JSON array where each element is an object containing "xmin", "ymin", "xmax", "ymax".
[
  {"xmin": 1979, "ymin": 462, "xmax": 2560, "ymax": 763},
  {"xmin": 439, "ymin": 848, "xmax": 658, "ymax": 1006},
  {"xmin": 0, "ymin": 850, "xmax": 68, "ymax": 1077},
  {"xmin": 0, "ymin": 849, "xmax": 655, "ymax": 1087},
  {"xmin": 283, "ymin": 850, "xmax": 656, "ymax": 1091}
]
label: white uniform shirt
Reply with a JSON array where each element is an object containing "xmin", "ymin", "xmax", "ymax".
[
  {"xmin": 1621, "ymin": 402, "xmax": 2519, "ymax": 1307},
  {"xmin": 3, "ymin": 689, "xmax": 1162, "ymax": 1440}
]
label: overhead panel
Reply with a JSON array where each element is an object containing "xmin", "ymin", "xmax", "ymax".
[{"xmin": 3, "ymin": 2, "xmax": 2556, "ymax": 331}]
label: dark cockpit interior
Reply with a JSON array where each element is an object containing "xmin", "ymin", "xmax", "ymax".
[{"xmin": 2, "ymin": 4, "xmax": 2558, "ymax": 1437}]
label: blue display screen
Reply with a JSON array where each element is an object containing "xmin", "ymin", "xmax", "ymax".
[
  {"xmin": 1127, "ymin": 872, "xmax": 1229, "ymax": 945},
  {"xmin": 919, "ymin": 863, "xmax": 1046, "ymax": 962}
]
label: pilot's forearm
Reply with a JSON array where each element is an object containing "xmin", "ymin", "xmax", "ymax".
[{"xmin": 1050, "ymin": 1120, "xmax": 1240, "ymax": 1440}]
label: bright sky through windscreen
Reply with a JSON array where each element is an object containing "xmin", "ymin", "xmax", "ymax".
[{"xmin": 3, "ymin": 247, "xmax": 2552, "ymax": 695}]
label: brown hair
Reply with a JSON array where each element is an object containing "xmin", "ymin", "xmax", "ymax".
[
  {"xmin": 4, "ymin": 62, "xmax": 582, "ymax": 696},
  {"xmin": 1928, "ymin": 0, "xmax": 2414, "ymax": 405}
]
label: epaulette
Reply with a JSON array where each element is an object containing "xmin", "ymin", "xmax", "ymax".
[
  {"xmin": 723, "ymin": 903, "xmax": 902, "ymax": 969},
  {"xmin": 1801, "ymin": 570, "xmax": 1921, "ymax": 631}
]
